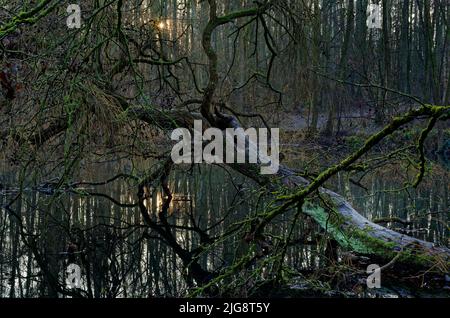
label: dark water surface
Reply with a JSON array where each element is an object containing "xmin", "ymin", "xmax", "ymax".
[{"xmin": 0, "ymin": 157, "xmax": 448, "ymax": 297}]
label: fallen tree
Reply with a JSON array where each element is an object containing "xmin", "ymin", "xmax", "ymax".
[
  {"xmin": 125, "ymin": 98, "xmax": 450, "ymax": 273},
  {"xmin": 170, "ymin": 0, "xmax": 450, "ymax": 274}
]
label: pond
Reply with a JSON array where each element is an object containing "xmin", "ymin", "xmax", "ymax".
[{"xmin": 0, "ymin": 157, "xmax": 448, "ymax": 297}]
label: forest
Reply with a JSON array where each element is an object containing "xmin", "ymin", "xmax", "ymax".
[{"xmin": 0, "ymin": 0, "xmax": 449, "ymax": 299}]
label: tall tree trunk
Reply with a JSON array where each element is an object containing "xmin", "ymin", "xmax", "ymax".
[{"xmin": 400, "ymin": 0, "xmax": 411, "ymax": 93}]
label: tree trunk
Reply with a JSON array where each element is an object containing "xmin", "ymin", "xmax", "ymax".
[{"xmin": 128, "ymin": 104, "xmax": 450, "ymax": 272}]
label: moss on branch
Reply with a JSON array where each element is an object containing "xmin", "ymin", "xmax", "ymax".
[{"xmin": 0, "ymin": 0, "xmax": 59, "ymax": 39}]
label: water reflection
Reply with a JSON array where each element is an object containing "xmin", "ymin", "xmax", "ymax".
[
  {"xmin": 0, "ymin": 159, "xmax": 448, "ymax": 297},
  {"xmin": 337, "ymin": 170, "xmax": 448, "ymax": 247}
]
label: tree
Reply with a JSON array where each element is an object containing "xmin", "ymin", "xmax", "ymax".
[{"xmin": 0, "ymin": 0, "xmax": 448, "ymax": 297}]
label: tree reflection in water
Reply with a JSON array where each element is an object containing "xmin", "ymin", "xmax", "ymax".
[{"xmin": 0, "ymin": 160, "xmax": 448, "ymax": 297}]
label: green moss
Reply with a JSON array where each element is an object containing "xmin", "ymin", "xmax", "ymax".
[
  {"xmin": 301, "ymin": 201, "xmax": 449, "ymax": 269},
  {"xmin": 0, "ymin": 0, "xmax": 58, "ymax": 39}
]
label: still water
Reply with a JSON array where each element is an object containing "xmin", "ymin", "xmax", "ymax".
[{"xmin": 0, "ymin": 157, "xmax": 448, "ymax": 297}]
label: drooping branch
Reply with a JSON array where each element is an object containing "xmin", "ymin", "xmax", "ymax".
[
  {"xmin": 0, "ymin": 117, "xmax": 68, "ymax": 149},
  {"xmin": 413, "ymin": 115, "xmax": 438, "ymax": 187}
]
